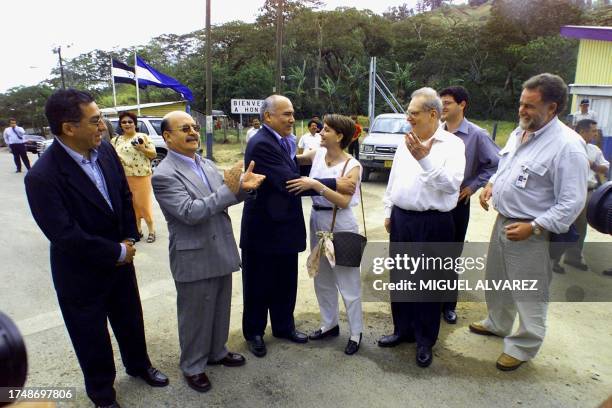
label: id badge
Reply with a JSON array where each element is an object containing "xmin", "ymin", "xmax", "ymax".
[{"xmin": 515, "ymin": 167, "xmax": 529, "ymax": 189}]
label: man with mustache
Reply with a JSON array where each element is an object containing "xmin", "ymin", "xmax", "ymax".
[{"xmin": 475, "ymin": 73, "xmax": 588, "ymax": 371}]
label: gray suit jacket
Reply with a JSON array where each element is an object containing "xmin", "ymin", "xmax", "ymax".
[{"xmin": 152, "ymin": 151, "xmax": 246, "ymax": 282}]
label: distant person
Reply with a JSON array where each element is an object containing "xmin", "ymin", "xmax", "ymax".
[
  {"xmin": 347, "ymin": 115, "xmax": 362, "ymax": 159},
  {"xmin": 297, "ymin": 119, "xmax": 322, "ymax": 154},
  {"xmin": 101, "ymin": 118, "xmax": 115, "ymax": 142},
  {"xmin": 439, "ymin": 86, "xmax": 499, "ymax": 324},
  {"xmin": 3, "ymin": 118, "xmax": 31, "ymax": 172},
  {"xmin": 245, "ymin": 118, "xmax": 261, "ymax": 144},
  {"xmin": 112, "ymin": 111, "xmax": 157, "ymax": 243},
  {"xmin": 25, "ymin": 89, "xmax": 168, "ymax": 408},
  {"xmin": 572, "ymin": 99, "xmax": 598, "ymax": 126}
]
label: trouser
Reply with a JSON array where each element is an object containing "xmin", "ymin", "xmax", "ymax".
[
  {"xmin": 241, "ymin": 249, "xmax": 298, "ymax": 340},
  {"xmin": 348, "ymin": 140, "xmax": 359, "ymax": 159},
  {"xmin": 481, "ymin": 214, "xmax": 551, "ymax": 361},
  {"xmin": 175, "ymin": 274, "xmax": 232, "ymax": 376},
  {"xmin": 9, "ymin": 143, "xmax": 30, "ymax": 171},
  {"xmin": 444, "ymin": 198, "xmax": 471, "ymax": 312},
  {"xmin": 389, "ymin": 206, "xmax": 455, "ymax": 347},
  {"xmin": 564, "ymin": 190, "xmax": 593, "ymax": 263},
  {"xmin": 57, "ymin": 264, "xmax": 151, "ymax": 406}
]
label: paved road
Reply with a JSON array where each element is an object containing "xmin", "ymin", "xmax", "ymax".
[{"xmin": 1, "ymin": 148, "xmax": 611, "ymax": 407}]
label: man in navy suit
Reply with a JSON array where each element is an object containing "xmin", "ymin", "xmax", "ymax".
[
  {"xmin": 240, "ymin": 95, "xmax": 354, "ymax": 357},
  {"xmin": 24, "ymin": 89, "xmax": 168, "ymax": 408}
]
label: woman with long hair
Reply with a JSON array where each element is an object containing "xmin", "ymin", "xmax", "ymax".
[
  {"xmin": 112, "ymin": 111, "xmax": 157, "ymax": 242},
  {"xmin": 286, "ymin": 114, "xmax": 364, "ymax": 355}
]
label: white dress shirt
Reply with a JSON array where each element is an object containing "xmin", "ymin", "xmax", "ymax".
[
  {"xmin": 298, "ymin": 132, "xmax": 321, "ymax": 151},
  {"xmin": 383, "ymin": 125, "xmax": 465, "ymax": 217},
  {"xmin": 585, "ymin": 143, "xmax": 609, "ymax": 189},
  {"xmin": 3, "ymin": 126, "xmax": 25, "ymax": 145}
]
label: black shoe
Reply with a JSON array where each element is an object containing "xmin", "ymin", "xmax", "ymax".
[
  {"xmin": 209, "ymin": 351, "xmax": 246, "ymax": 367},
  {"xmin": 344, "ymin": 334, "xmax": 362, "ymax": 355},
  {"xmin": 129, "ymin": 366, "xmax": 169, "ymax": 387},
  {"xmin": 96, "ymin": 402, "xmax": 121, "ymax": 408},
  {"xmin": 442, "ymin": 309, "xmax": 457, "ymax": 324},
  {"xmin": 275, "ymin": 330, "xmax": 308, "ymax": 344},
  {"xmin": 552, "ymin": 263, "xmax": 566, "ymax": 274},
  {"xmin": 184, "ymin": 372, "xmax": 211, "ymax": 393},
  {"xmin": 15, "ymin": 170, "xmax": 21, "ymax": 173},
  {"xmin": 416, "ymin": 345, "xmax": 433, "ymax": 368},
  {"xmin": 564, "ymin": 258, "xmax": 588, "ymax": 271},
  {"xmin": 377, "ymin": 333, "xmax": 414, "ymax": 348},
  {"xmin": 247, "ymin": 335, "xmax": 267, "ymax": 357},
  {"xmin": 309, "ymin": 325, "xmax": 340, "ymax": 340}
]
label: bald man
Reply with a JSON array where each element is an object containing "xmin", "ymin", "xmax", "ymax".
[{"xmin": 152, "ymin": 111, "xmax": 265, "ymax": 393}]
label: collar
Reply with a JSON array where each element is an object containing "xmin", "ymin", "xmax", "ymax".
[
  {"xmin": 168, "ymin": 149, "xmax": 201, "ymax": 166},
  {"xmin": 263, "ymin": 123, "xmax": 295, "ymax": 142},
  {"xmin": 519, "ymin": 116, "xmax": 558, "ymax": 141},
  {"xmin": 55, "ymin": 136, "xmax": 98, "ymax": 164},
  {"xmin": 443, "ymin": 117, "xmax": 469, "ymax": 135}
]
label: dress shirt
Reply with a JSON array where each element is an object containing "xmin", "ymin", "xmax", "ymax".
[
  {"xmin": 298, "ymin": 132, "xmax": 321, "ymax": 151},
  {"xmin": 490, "ymin": 117, "xmax": 588, "ymax": 234},
  {"xmin": 444, "ymin": 118, "xmax": 499, "ymax": 192},
  {"xmin": 3, "ymin": 126, "xmax": 25, "ymax": 145},
  {"xmin": 263, "ymin": 124, "xmax": 297, "ymax": 159},
  {"xmin": 383, "ymin": 125, "xmax": 465, "ymax": 217},
  {"xmin": 585, "ymin": 143, "xmax": 609, "ymax": 189},
  {"xmin": 55, "ymin": 137, "xmax": 128, "ymax": 262},
  {"xmin": 167, "ymin": 149, "xmax": 213, "ymax": 191},
  {"xmin": 245, "ymin": 127, "xmax": 259, "ymax": 143},
  {"xmin": 572, "ymin": 110, "xmax": 598, "ymax": 126}
]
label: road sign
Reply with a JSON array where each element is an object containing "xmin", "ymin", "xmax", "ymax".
[{"xmin": 231, "ymin": 99, "xmax": 264, "ymax": 114}]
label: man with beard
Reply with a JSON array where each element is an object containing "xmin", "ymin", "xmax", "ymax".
[{"xmin": 475, "ymin": 73, "xmax": 588, "ymax": 371}]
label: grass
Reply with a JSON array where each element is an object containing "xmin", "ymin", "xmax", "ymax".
[{"xmin": 471, "ymin": 119, "xmax": 516, "ymax": 148}]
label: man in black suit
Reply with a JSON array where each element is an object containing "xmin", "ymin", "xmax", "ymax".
[
  {"xmin": 24, "ymin": 89, "xmax": 168, "ymax": 408},
  {"xmin": 240, "ymin": 95, "xmax": 353, "ymax": 357}
]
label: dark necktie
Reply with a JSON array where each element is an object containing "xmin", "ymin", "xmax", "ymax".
[{"xmin": 280, "ymin": 137, "xmax": 291, "ymax": 157}]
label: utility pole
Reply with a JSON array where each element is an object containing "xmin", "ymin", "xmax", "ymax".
[
  {"xmin": 274, "ymin": 0, "xmax": 284, "ymax": 94},
  {"xmin": 53, "ymin": 46, "xmax": 67, "ymax": 89},
  {"xmin": 205, "ymin": 0, "xmax": 213, "ymax": 160}
]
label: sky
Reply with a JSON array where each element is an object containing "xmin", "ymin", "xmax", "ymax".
[{"xmin": 0, "ymin": 0, "xmax": 420, "ymax": 93}]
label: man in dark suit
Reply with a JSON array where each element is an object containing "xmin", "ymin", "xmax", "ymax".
[
  {"xmin": 240, "ymin": 95, "xmax": 354, "ymax": 357},
  {"xmin": 24, "ymin": 89, "xmax": 168, "ymax": 408}
]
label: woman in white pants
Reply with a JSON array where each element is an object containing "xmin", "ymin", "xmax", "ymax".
[{"xmin": 287, "ymin": 114, "xmax": 363, "ymax": 355}]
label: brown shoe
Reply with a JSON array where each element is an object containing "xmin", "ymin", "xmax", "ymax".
[
  {"xmin": 469, "ymin": 322, "xmax": 498, "ymax": 337},
  {"xmin": 496, "ymin": 353, "xmax": 525, "ymax": 371},
  {"xmin": 184, "ymin": 372, "xmax": 211, "ymax": 392},
  {"xmin": 209, "ymin": 351, "xmax": 246, "ymax": 367}
]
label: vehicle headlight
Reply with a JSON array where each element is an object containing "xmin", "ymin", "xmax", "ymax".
[{"xmin": 361, "ymin": 144, "xmax": 374, "ymax": 153}]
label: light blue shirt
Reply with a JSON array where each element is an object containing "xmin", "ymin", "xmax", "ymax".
[
  {"xmin": 3, "ymin": 126, "xmax": 25, "ymax": 145},
  {"xmin": 490, "ymin": 117, "xmax": 588, "ymax": 234},
  {"xmin": 55, "ymin": 138, "xmax": 127, "ymax": 262},
  {"xmin": 263, "ymin": 124, "xmax": 297, "ymax": 159},
  {"xmin": 168, "ymin": 150, "xmax": 213, "ymax": 191}
]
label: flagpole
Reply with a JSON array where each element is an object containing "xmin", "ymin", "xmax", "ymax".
[
  {"xmin": 134, "ymin": 53, "xmax": 141, "ymax": 116},
  {"xmin": 110, "ymin": 56, "xmax": 117, "ymax": 111}
]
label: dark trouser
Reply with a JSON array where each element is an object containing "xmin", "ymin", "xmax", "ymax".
[
  {"xmin": 241, "ymin": 249, "xmax": 298, "ymax": 340},
  {"xmin": 389, "ymin": 206, "xmax": 455, "ymax": 347},
  {"xmin": 348, "ymin": 140, "xmax": 359, "ymax": 159},
  {"xmin": 9, "ymin": 143, "xmax": 30, "ymax": 171},
  {"xmin": 564, "ymin": 190, "xmax": 592, "ymax": 263},
  {"xmin": 444, "ymin": 198, "xmax": 471, "ymax": 312},
  {"xmin": 57, "ymin": 264, "xmax": 151, "ymax": 406}
]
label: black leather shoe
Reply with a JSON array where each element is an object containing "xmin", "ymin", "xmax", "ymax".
[
  {"xmin": 416, "ymin": 345, "xmax": 433, "ymax": 368},
  {"xmin": 184, "ymin": 372, "xmax": 211, "ymax": 393},
  {"xmin": 275, "ymin": 330, "xmax": 308, "ymax": 344},
  {"xmin": 247, "ymin": 336, "xmax": 267, "ymax": 357},
  {"xmin": 344, "ymin": 334, "xmax": 362, "ymax": 355},
  {"xmin": 96, "ymin": 402, "xmax": 121, "ymax": 408},
  {"xmin": 442, "ymin": 309, "xmax": 457, "ymax": 324},
  {"xmin": 209, "ymin": 351, "xmax": 246, "ymax": 367},
  {"xmin": 552, "ymin": 262, "xmax": 566, "ymax": 274},
  {"xmin": 564, "ymin": 258, "xmax": 588, "ymax": 271},
  {"xmin": 377, "ymin": 333, "xmax": 414, "ymax": 347},
  {"xmin": 309, "ymin": 325, "xmax": 340, "ymax": 340},
  {"xmin": 129, "ymin": 366, "xmax": 169, "ymax": 387}
]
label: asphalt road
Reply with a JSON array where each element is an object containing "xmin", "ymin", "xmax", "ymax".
[{"xmin": 1, "ymin": 148, "xmax": 611, "ymax": 407}]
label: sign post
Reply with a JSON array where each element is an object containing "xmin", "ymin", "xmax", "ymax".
[{"xmin": 231, "ymin": 99, "xmax": 264, "ymax": 153}]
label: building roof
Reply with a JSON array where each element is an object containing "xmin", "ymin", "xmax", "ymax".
[{"xmin": 560, "ymin": 25, "xmax": 612, "ymax": 42}]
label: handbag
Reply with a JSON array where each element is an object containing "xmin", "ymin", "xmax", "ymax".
[{"xmin": 330, "ymin": 159, "xmax": 368, "ymax": 267}]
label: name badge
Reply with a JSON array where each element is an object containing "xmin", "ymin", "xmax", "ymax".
[{"xmin": 515, "ymin": 166, "xmax": 529, "ymax": 189}]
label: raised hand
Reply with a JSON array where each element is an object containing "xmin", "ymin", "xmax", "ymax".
[
  {"xmin": 241, "ymin": 160, "xmax": 266, "ymax": 191},
  {"xmin": 405, "ymin": 132, "xmax": 434, "ymax": 161},
  {"xmin": 224, "ymin": 161, "xmax": 243, "ymax": 195}
]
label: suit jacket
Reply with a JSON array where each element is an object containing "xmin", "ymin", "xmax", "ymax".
[
  {"xmin": 24, "ymin": 140, "xmax": 139, "ymax": 299},
  {"xmin": 240, "ymin": 126, "xmax": 335, "ymax": 254},
  {"xmin": 152, "ymin": 151, "xmax": 245, "ymax": 283}
]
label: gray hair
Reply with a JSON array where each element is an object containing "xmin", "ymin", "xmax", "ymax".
[
  {"xmin": 260, "ymin": 95, "xmax": 288, "ymax": 121},
  {"xmin": 410, "ymin": 87, "xmax": 442, "ymax": 117}
]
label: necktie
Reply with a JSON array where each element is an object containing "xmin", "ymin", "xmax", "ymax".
[
  {"xmin": 280, "ymin": 137, "xmax": 291, "ymax": 157},
  {"xmin": 11, "ymin": 127, "xmax": 23, "ymax": 140}
]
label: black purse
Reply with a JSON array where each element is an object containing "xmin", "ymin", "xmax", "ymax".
[{"xmin": 330, "ymin": 159, "xmax": 367, "ymax": 267}]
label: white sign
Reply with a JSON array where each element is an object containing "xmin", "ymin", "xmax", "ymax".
[{"xmin": 231, "ymin": 99, "xmax": 264, "ymax": 114}]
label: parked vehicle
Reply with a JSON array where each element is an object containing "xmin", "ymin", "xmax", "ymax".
[
  {"xmin": 358, "ymin": 113, "xmax": 411, "ymax": 181},
  {"xmin": 23, "ymin": 135, "xmax": 46, "ymax": 154}
]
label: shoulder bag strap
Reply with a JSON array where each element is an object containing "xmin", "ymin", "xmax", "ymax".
[{"xmin": 330, "ymin": 158, "xmax": 352, "ymax": 233}]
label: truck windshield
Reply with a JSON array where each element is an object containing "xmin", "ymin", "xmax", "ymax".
[{"xmin": 370, "ymin": 118, "xmax": 410, "ymax": 134}]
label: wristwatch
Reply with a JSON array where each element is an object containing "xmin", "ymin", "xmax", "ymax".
[{"xmin": 530, "ymin": 221, "xmax": 542, "ymax": 236}]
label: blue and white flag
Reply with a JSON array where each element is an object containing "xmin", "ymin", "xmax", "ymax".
[
  {"xmin": 112, "ymin": 59, "xmax": 137, "ymax": 85},
  {"xmin": 136, "ymin": 56, "xmax": 193, "ymax": 101}
]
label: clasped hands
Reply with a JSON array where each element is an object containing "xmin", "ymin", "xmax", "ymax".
[
  {"xmin": 224, "ymin": 160, "xmax": 266, "ymax": 195},
  {"xmin": 116, "ymin": 239, "xmax": 136, "ymax": 266}
]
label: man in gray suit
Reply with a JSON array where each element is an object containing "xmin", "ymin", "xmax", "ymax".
[{"xmin": 152, "ymin": 111, "xmax": 265, "ymax": 393}]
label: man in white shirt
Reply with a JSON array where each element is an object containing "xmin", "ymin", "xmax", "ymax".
[
  {"xmin": 297, "ymin": 119, "xmax": 322, "ymax": 153},
  {"xmin": 572, "ymin": 99, "xmax": 598, "ymax": 126},
  {"xmin": 561, "ymin": 119, "xmax": 609, "ymax": 272},
  {"xmin": 379, "ymin": 87, "xmax": 465, "ymax": 368},
  {"xmin": 3, "ymin": 118, "xmax": 31, "ymax": 172},
  {"xmin": 245, "ymin": 118, "xmax": 261, "ymax": 144}
]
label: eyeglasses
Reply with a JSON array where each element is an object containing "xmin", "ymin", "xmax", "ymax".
[
  {"xmin": 120, "ymin": 120, "xmax": 134, "ymax": 125},
  {"xmin": 407, "ymin": 109, "xmax": 431, "ymax": 118},
  {"xmin": 168, "ymin": 124, "xmax": 201, "ymax": 133},
  {"xmin": 66, "ymin": 116, "xmax": 103, "ymax": 126}
]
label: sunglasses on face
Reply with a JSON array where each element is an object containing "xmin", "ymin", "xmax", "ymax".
[
  {"xmin": 121, "ymin": 120, "xmax": 134, "ymax": 124},
  {"xmin": 169, "ymin": 124, "xmax": 201, "ymax": 133}
]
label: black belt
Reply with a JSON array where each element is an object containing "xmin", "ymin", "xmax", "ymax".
[{"xmin": 313, "ymin": 205, "xmax": 333, "ymax": 211}]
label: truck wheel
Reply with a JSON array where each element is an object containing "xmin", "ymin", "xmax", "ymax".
[{"xmin": 361, "ymin": 168, "xmax": 371, "ymax": 182}]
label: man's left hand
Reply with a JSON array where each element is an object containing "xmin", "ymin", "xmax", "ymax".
[
  {"xmin": 241, "ymin": 160, "xmax": 266, "ymax": 191},
  {"xmin": 286, "ymin": 177, "xmax": 317, "ymax": 194},
  {"xmin": 458, "ymin": 186, "xmax": 473, "ymax": 203},
  {"xmin": 504, "ymin": 222, "xmax": 533, "ymax": 241},
  {"xmin": 405, "ymin": 132, "xmax": 434, "ymax": 161}
]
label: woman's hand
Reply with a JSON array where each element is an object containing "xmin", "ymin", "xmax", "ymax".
[{"xmin": 286, "ymin": 177, "xmax": 319, "ymax": 194}]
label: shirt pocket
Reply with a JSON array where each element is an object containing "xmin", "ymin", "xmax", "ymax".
[
  {"xmin": 524, "ymin": 161, "xmax": 548, "ymax": 177},
  {"xmin": 176, "ymin": 239, "xmax": 205, "ymax": 251}
]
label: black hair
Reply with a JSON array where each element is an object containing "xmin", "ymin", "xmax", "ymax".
[
  {"xmin": 45, "ymin": 89, "xmax": 95, "ymax": 136},
  {"xmin": 307, "ymin": 119, "xmax": 322, "ymax": 129},
  {"xmin": 439, "ymin": 86, "xmax": 469, "ymax": 112},
  {"xmin": 575, "ymin": 118, "xmax": 597, "ymax": 134},
  {"xmin": 522, "ymin": 73, "xmax": 568, "ymax": 115}
]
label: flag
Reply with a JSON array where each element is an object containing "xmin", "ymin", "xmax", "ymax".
[
  {"xmin": 136, "ymin": 56, "xmax": 193, "ymax": 101},
  {"xmin": 111, "ymin": 59, "xmax": 137, "ymax": 85}
]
